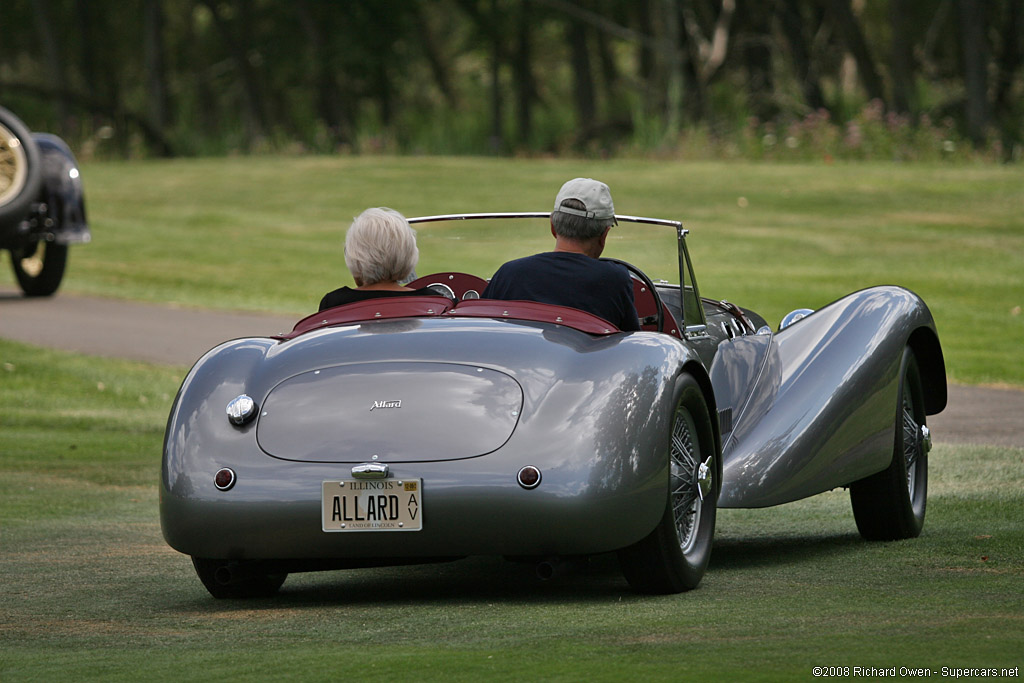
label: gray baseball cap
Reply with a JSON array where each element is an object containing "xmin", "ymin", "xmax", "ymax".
[{"xmin": 553, "ymin": 178, "xmax": 618, "ymax": 225}]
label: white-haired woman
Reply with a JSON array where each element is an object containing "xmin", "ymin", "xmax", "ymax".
[{"xmin": 319, "ymin": 207, "xmax": 437, "ymax": 311}]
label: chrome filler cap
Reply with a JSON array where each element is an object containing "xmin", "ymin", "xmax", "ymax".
[{"xmin": 226, "ymin": 394, "xmax": 258, "ymax": 426}]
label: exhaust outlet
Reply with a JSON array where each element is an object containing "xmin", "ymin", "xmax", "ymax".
[{"xmin": 536, "ymin": 557, "xmax": 573, "ymax": 581}]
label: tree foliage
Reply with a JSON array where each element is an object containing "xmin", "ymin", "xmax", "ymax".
[{"xmin": 1, "ymin": 0, "xmax": 1020, "ymax": 160}]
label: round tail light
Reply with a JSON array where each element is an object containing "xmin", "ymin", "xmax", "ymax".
[
  {"xmin": 517, "ymin": 466, "xmax": 541, "ymax": 489},
  {"xmin": 214, "ymin": 468, "xmax": 236, "ymax": 491}
]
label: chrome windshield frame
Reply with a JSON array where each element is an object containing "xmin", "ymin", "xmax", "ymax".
[
  {"xmin": 408, "ymin": 212, "xmax": 682, "ymax": 231},
  {"xmin": 406, "ymin": 212, "xmax": 699, "ymax": 328}
]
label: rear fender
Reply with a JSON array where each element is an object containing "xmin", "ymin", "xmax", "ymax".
[{"xmin": 33, "ymin": 134, "xmax": 90, "ymax": 245}]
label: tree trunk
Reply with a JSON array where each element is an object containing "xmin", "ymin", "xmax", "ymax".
[
  {"xmin": 144, "ymin": 0, "xmax": 171, "ymax": 151},
  {"xmin": 957, "ymin": 0, "xmax": 989, "ymax": 146},
  {"xmin": 992, "ymin": 0, "xmax": 1021, "ymax": 158},
  {"xmin": 514, "ymin": 0, "xmax": 536, "ymax": 147},
  {"xmin": 413, "ymin": 1, "xmax": 459, "ymax": 109},
  {"xmin": 201, "ymin": 0, "xmax": 267, "ymax": 148},
  {"xmin": 454, "ymin": 0, "xmax": 506, "ymax": 152},
  {"xmin": 826, "ymin": 0, "xmax": 887, "ymax": 106},
  {"xmin": 568, "ymin": 16, "xmax": 596, "ymax": 137},
  {"xmin": 889, "ymin": 0, "xmax": 917, "ymax": 114},
  {"xmin": 294, "ymin": 1, "xmax": 352, "ymax": 148},
  {"xmin": 595, "ymin": 17, "xmax": 623, "ymax": 109},
  {"xmin": 738, "ymin": 0, "xmax": 777, "ymax": 121},
  {"xmin": 660, "ymin": 0, "xmax": 684, "ymax": 136},
  {"xmin": 777, "ymin": 0, "xmax": 826, "ymax": 112},
  {"xmin": 30, "ymin": 0, "xmax": 69, "ymax": 125},
  {"xmin": 489, "ymin": 2, "xmax": 503, "ymax": 153},
  {"xmin": 635, "ymin": 0, "xmax": 657, "ymax": 112}
]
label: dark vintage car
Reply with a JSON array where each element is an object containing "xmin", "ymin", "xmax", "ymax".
[
  {"xmin": 0, "ymin": 106, "xmax": 89, "ymax": 296},
  {"xmin": 161, "ymin": 212, "xmax": 946, "ymax": 598}
]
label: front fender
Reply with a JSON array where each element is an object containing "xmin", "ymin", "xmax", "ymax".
[{"xmin": 720, "ymin": 286, "xmax": 945, "ymax": 508}]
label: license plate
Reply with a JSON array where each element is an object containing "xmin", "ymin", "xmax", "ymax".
[{"xmin": 322, "ymin": 479, "xmax": 422, "ymax": 532}]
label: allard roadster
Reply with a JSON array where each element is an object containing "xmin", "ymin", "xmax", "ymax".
[{"xmin": 161, "ymin": 212, "xmax": 945, "ymax": 598}]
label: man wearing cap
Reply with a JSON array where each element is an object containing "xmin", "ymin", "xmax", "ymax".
[{"xmin": 482, "ymin": 178, "xmax": 641, "ymax": 331}]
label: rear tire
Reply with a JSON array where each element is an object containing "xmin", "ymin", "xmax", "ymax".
[
  {"xmin": 850, "ymin": 347, "xmax": 929, "ymax": 540},
  {"xmin": 618, "ymin": 374, "xmax": 717, "ymax": 593},
  {"xmin": 192, "ymin": 557, "xmax": 288, "ymax": 599}
]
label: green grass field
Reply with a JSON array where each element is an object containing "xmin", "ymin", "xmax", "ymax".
[
  {"xmin": 1, "ymin": 338, "xmax": 1021, "ymax": 681},
  {"xmin": 1, "ymin": 157, "xmax": 1021, "ymax": 385},
  {"xmin": 1, "ymin": 158, "xmax": 1022, "ymax": 680}
]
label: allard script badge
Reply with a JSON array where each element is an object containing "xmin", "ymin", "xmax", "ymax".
[{"xmin": 370, "ymin": 400, "xmax": 401, "ymax": 411}]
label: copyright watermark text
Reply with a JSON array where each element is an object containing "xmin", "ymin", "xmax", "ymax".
[{"xmin": 812, "ymin": 667, "xmax": 1019, "ymax": 678}]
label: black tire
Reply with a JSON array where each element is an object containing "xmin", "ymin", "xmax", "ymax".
[
  {"xmin": 10, "ymin": 239, "xmax": 68, "ymax": 296},
  {"xmin": 850, "ymin": 347, "xmax": 929, "ymax": 540},
  {"xmin": 191, "ymin": 557, "xmax": 288, "ymax": 599},
  {"xmin": 618, "ymin": 374, "xmax": 717, "ymax": 593},
  {"xmin": 0, "ymin": 106, "xmax": 42, "ymax": 232}
]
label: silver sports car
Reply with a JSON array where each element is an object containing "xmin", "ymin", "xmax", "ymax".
[{"xmin": 161, "ymin": 213, "xmax": 946, "ymax": 597}]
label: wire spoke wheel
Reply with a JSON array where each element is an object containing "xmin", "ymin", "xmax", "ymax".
[
  {"xmin": 670, "ymin": 408, "xmax": 702, "ymax": 554},
  {"xmin": 0, "ymin": 106, "xmax": 42, "ymax": 231},
  {"xmin": 618, "ymin": 374, "xmax": 717, "ymax": 594},
  {"xmin": 902, "ymin": 396, "xmax": 922, "ymax": 499},
  {"xmin": 850, "ymin": 346, "xmax": 929, "ymax": 540},
  {"xmin": 0, "ymin": 121, "xmax": 29, "ymax": 208}
]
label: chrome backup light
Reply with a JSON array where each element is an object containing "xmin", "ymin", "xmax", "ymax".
[
  {"xmin": 517, "ymin": 466, "xmax": 542, "ymax": 489},
  {"xmin": 226, "ymin": 394, "xmax": 257, "ymax": 426},
  {"xmin": 214, "ymin": 468, "xmax": 236, "ymax": 491}
]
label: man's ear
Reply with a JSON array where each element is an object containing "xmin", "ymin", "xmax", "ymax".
[
  {"xmin": 550, "ymin": 222, "xmax": 558, "ymax": 239},
  {"xmin": 597, "ymin": 226, "xmax": 611, "ymax": 250}
]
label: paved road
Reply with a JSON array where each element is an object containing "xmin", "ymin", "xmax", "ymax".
[
  {"xmin": 3, "ymin": 286, "xmax": 1022, "ymax": 448},
  {"xmin": 1, "ymin": 287, "xmax": 296, "ymax": 365}
]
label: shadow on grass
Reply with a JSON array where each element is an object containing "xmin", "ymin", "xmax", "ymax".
[
  {"xmin": 169, "ymin": 533, "xmax": 867, "ymax": 611},
  {"xmin": 172, "ymin": 555, "xmax": 633, "ymax": 612},
  {"xmin": 710, "ymin": 532, "xmax": 864, "ymax": 571}
]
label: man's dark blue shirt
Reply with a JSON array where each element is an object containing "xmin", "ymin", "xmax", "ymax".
[{"xmin": 482, "ymin": 252, "xmax": 641, "ymax": 331}]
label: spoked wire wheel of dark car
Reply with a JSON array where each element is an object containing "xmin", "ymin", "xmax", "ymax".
[
  {"xmin": 0, "ymin": 107, "xmax": 41, "ymax": 223},
  {"xmin": 0, "ymin": 121, "xmax": 29, "ymax": 208},
  {"xmin": 850, "ymin": 346, "xmax": 929, "ymax": 540},
  {"xmin": 619, "ymin": 374, "xmax": 717, "ymax": 593}
]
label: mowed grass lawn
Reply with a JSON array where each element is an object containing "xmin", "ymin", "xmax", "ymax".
[
  {"xmin": 0, "ymin": 156, "xmax": 1020, "ymax": 386},
  {"xmin": 0, "ymin": 338, "xmax": 1022, "ymax": 681},
  {"xmin": 1, "ymin": 158, "xmax": 1022, "ymax": 679}
]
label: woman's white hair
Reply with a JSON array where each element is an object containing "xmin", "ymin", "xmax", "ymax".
[{"xmin": 344, "ymin": 207, "xmax": 419, "ymax": 286}]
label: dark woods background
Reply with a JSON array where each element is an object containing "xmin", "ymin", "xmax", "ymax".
[{"xmin": 2, "ymin": 0, "xmax": 1021, "ymax": 161}]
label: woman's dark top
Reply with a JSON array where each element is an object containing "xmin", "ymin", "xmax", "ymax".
[{"xmin": 318, "ymin": 286, "xmax": 440, "ymax": 312}]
